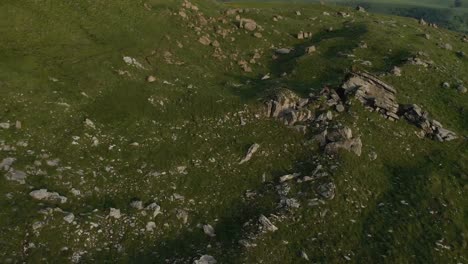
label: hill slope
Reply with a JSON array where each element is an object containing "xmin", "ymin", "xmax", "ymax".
[{"xmin": 0, "ymin": 0, "xmax": 467, "ymax": 263}]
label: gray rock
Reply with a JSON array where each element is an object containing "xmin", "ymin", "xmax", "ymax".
[
  {"xmin": 109, "ymin": 208, "xmax": 121, "ymax": 219},
  {"xmin": 0, "ymin": 122, "xmax": 10, "ymax": 129},
  {"xmin": 64, "ymin": 213, "xmax": 75, "ymax": 223},
  {"xmin": 239, "ymin": 143, "xmax": 260, "ymax": 164},
  {"xmin": 130, "ymin": 200, "xmax": 144, "ymax": 210},
  {"xmin": 5, "ymin": 169, "xmax": 27, "ymax": 184},
  {"xmin": 203, "ymin": 224, "xmax": 216, "ymax": 237},
  {"xmin": 341, "ymin": 71, "xmax": 399, "ymax": 120},
  {"xmin": 176, "ymin": 209, "xmax": 189, "ymax": 224},
  {"xmin": 194, "ymin": 255, "xmax": 217, "ymax": 264},
  {"xmin": 275, "ymin": 48, "xmax": 292, "ymax": 54},
  {"xmin": 457, "ymin": 84, "xmax": 467, "ymax": 94},
  {"xmin": 259, "ymin": 214, "xmax": 278, "ymax": 232},
  {"xmin": 356, "ymin": 5, "xmax": 366, "ymax": 12},
  {"xmin": 335, "ymin": 104, "xmax": 345, "ymax": 112},
  {"xmin": 442, "ymin": 82, "xmax": 450, "ymax": 89},
  {"xmin": 30, "ymin": 189, "xmax": 67, "ymax": 204},
  {"xmin": 0, "ymin": 157, "xmax": 15, "ymax": 170},
  {"xmin": 316, "ymin": 182, "xmax": 336, "ymax": 200},
  {"xmin": 400, "ymin": 104, "xmax": 458, "ymax": 141}
]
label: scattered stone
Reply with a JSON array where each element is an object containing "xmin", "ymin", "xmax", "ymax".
[
  {"xmin": 109, "ymin": 208, "xmax": 121, "ymax": 219},
  {"xmin": 297, "ymin": 31, "xmax": 312, "ymax": 40},
  {"xmin": 338, "ymin": 12, "xmax": 350, "ymax": 18},
  {"xmin": 0, "ymin": 157, "xmax": 15, "ymax": 170},
  {"xmin": 391, "ymin": 66, "xmax": 402, "ymax": 76},
  {"xmin": 64, "ymin": 213, "xmax": 75, "ymax": 224},
  {"xmin": 0, "ymin": 122, "xmax": 10, "ymax": 129},
  {"xmin": 5, "ymin": 169, "xmax": 27, "ymax": 184},
  {"xmin": 275, "ymin": 48, "xmax": 292, "ymax": 55},
  {"xmin": 443, "ymin": 43, "xmax": 453, "ymax": 51},
  {"xmin": 147, "ymin": 75, "xmax": 157, "ymax": 83},
  {"xmin": 406, "ymin": 57, "xmax": 433, "ymax": 67},
  {"xmin": 295, "ymin": 11, "xmax": 301, "ymax": 16},
  {"xmin": 419, "ymin": 18, "xmax": 427, "ymax": 26},
  {"xmin": 123, "ymin": 56, "xmax": 146, "ymax": 69},
  {"xmin": 194, "ymin": 255, "xmax": 217, "ymax": 264},
  {"xmin": 176, "ymin": 209, "xmax": 189, "ymax": 224},
  {"xmin": 424, "ymin": 34, "xmax": 431, "ymax": 40},
  {"xmin": 253, "ymin": 32, "xmax": 262, "ymax": 38},
  {"xmin": 316, "ymin": 182, "xmax": 336, "ymax": 200},
  {"xmin": 211, "ymin": 40, "xmax": 220, "ymax": 47},
  {"xmin": 203, "ymin": 224, "xmax": 216, "ymax": 237},
  {"xmin": 146, "ymin": 203, "xmax": 161, "ymax": 217},
  {"xmin": 356, "ymin": 5, "xmax": 366, "ymax": 12},
  {"xmin": 146, "ymin": 222, "xmax": 156, "ymax": 232},
  {"xmin": 30, "ymin": 189, "xmax": 67, "ymax": 204},
  {"xmin": 457, "ymin": 84, "xmax": 467, "ymax": 94},
  {"xmin": 305, "ymin": 46, "xmax": 316, "ymax": 54},
  {"xmin": 15, "ymin": 121, "xmax": 22, "ymax": 129},
  {"xmin": 369, "ymin": 151, "xmax": 378, "ymax": 161},
  {"xmin": 84, "ymin": 119, "xmax": 96, "ymax": 129},
  {"xmin": 442, "ymin": 82, "xmax": 450, "ymax": 89},
  {"xmin": 199, "ymin": 36, "xmax": 211, "ymax": 46},
  {"xmin": 239, "ymin": 18, "xmax": 257, "ymax": 31},
  {"xmin": 239, "ymin": 143, "xmax": 260, "ymax": 164},
  {"xmin": 335, "ymin": 104, "xmax": 345, "ymax": 113},
  {"xmin": 258, "ymin": 214, "xmax": 278, "ymax": 232},
  {"xmin": 279, "ymin": 173, "xmax": 301, "ymax": 183},
  {"xmin": 130, "ymin": 200, "xmax": 144, "ymax": 210}
]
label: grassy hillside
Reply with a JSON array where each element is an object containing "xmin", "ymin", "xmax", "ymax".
[
  {"xmin": 0, "ymin": 0, "xmax": 467, "ymax": 263},
  {"xmin": 225, "ymin": 0, "xmax": 468, "ymax": 33}
]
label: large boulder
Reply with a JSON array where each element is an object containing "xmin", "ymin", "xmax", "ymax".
[{"xmin": 341, "ymin": 71, "xmax": 399, "ymax": 120}]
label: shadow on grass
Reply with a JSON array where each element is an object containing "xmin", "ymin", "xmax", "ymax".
[{"xmin": 354, "ymin": 152, "xmax": 451, "ymax": 263}]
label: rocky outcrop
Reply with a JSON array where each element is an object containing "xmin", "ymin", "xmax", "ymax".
[
  {"xmin": 341, "ymin": 71, "xmax": 400, "ymax": 121},
  {"xmin": 399, "ymin": 104, "xmax": 458, "ymax": 142},
  {"xmin": 265, "ymin": 89, "xmax": 313, "ymax": 126}
]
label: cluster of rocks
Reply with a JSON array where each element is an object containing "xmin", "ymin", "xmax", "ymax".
[
  {"xmin": 442, "ymin": 82, "xmax": 467, "ymax": 94},
  {"xmin": 419, "ymin": 18, "xmax": 438, "ymax": 28},
  {"xmin": 406, "ymin": 56, "xmax": 434, "ymax": 67},
  {"xmin": 315, "ymin": 127, "xmax": 362, "ymax": 157},
  {"xmin": 341, "ymin": 71, "xmax": 400, "ymax": 121},
  {"xmin": 265, "ymin": 89, "xmax": 313, "ymax": 126},
  {"xmin": 399, "ymin": 104, "xmax": 458, "ymax": 141},
  {"xmin": 297, "ymin": 31, "xmax": 312, "ymax": 40}
]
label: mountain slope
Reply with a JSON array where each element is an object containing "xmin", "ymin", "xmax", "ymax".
[{"xmin": 0, "ymin": 0, "xmax": 467, "ymax": 263}]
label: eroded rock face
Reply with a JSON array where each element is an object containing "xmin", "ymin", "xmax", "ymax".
[
  {"xmin": 341, "ymin": 71, "xmax": 400, "ymax": 121},
  {"xmin": 265, "ymin": 89, "xmax": 313, "ymax": 126},
  {"xmin": 399, "ymin": 104, "xmax": 458, "ymax": 142}
]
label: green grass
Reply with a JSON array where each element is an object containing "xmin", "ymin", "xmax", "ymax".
[{"xmin": 0, "ymin": 0, "xmax": 467, "ymax": 263}]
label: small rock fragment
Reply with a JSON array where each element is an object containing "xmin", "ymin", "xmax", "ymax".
[
  {"xmin": 109, "ymin": 208, "xmax": 121, "ymax": 219},
  {"xmin": 203, "ymin": 224, "xmax": 216, "ymax": 237},
  {"xmin": 64, "ymin": 213, "xmax": 75, "ymax": 224},
  {"xmin": 239, "ymin": 143, "xmax": 260, "ymax": 164},
  {"xmin": 259, "ymin": 214, "xmax": 278, "ymax": 232}
]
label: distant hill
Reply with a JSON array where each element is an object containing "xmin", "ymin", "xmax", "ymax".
[{"xmin": 223, "ymin": 0, "xmax": 468, "ymax": 33}]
